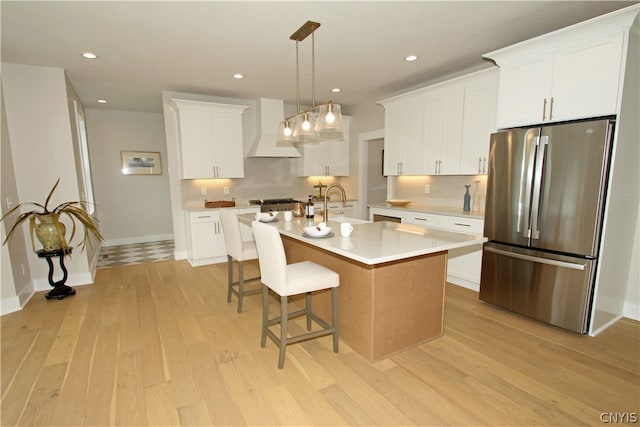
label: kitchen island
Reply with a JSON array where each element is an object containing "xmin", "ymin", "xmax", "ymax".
[{"xmin": 238, "ymin": 214, "xmax": 486, "ymax": 360}]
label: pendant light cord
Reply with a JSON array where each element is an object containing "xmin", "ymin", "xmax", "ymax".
[
  {"xmin": 296, "ymin": 41, "xmax": 300, "ymax": 114},
  {"xmin": 311, "ymin": 31, "xmax": 316, "ymax": 108}
]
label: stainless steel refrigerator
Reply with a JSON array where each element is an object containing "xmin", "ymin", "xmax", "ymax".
[{"xmin": 479, "ymin": 117, "xmax": 615, "ymax": 333}]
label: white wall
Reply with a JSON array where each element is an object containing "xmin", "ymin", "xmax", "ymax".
[
  {"xmin": 1, "ymin": 89, "xmax": 32, "ymax": 313},
  {"xmin": 1, "ymin": 63, "xmax": 93, "ymax": 307},
  {"xmin": 85, "ymin": 109, "xmax": 173, "ymax": 246}
]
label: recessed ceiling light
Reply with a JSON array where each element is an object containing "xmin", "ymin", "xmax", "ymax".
[
  {"xmin": 404, "ymin": 55, "xmax": 419, "ymax": 62},
  {"xmin": 82, "ymin": 52, "xmax": 97, "ymax": 59},
  {"xmin": 331, "ymin": 88, "xmax": 341, "ymax": 93},
  {"xmin": 97, "ymin": 99, "xmax": 107, "ymax": 104},
  {"xmin": 233, "ymin": 74, "xmax": 244, "ymax": 79}
]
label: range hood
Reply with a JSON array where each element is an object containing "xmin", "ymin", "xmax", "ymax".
[{"xmin": 247, "ymin": 98, "xmax": 301, "ymax": 157}]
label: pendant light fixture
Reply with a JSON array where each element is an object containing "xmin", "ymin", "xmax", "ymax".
[{"xmin": 277, "ymin": 21, "xmax": 344, "ymax": 145}]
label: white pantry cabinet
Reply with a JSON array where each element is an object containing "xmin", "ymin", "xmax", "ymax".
[
  {"xmin": 297, "ymin": 117, "xmax": 351, "ymax": 177},
  {"xmin": 485, "ymin": 17, "xmax": 628, "ymax": 128},
  {"xmin": 172, "ymin": 99, "xmax": 249, "ymax": 179}
]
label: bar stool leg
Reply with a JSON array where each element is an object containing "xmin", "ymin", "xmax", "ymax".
[
  {"xmin": 279, "ymin": 295, "xmax": 288, "ymax": 369},
  {"xmin": 332, "ymin": 287, "xmax": 339, "ymax": 353},
  {"xmin": 226, "ymin": 255, "xmax": 233, "ymax": 303},
  {"xmin": 261, "ymin": 285, "xmax": 269, "ymax": 348},
  {"xmin": 306, "ymin": 292, "xmax": 312, "ymax": 331},
  {"xmin": 237, "ymin": 260, "xmax": 245, "ymax": 313}
]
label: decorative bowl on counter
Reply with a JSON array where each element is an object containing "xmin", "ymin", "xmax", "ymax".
[
  {"xmin": 205, "ymin": 200, "xmax": 236, "ymax": 208},
  {"xmin": 303, "ymin": 223, "xmax": 332, "ymax": 237},
  {"xmin": 255, "ymin": 212, "xmax": 279, "ymax": 222},
  {"xmin": 385, "ymin": 199, "xmax": 411, "ymax": 207}
]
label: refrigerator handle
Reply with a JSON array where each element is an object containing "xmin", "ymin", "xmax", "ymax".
[
  {"xmin": 530, "ymin": 136, "xmax": 548, "ymax": 240},
  {"xmin": 522, "ymin": 135, "xmax": 538, "ymax": 238},
  {"xmin": 484, "ymin": 246, "xmax": 587, "ymax": 270}
]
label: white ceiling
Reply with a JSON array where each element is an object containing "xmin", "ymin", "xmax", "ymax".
[{"xmin": 1, "ymin": 1, "xmax": 636, "ymax": 113}]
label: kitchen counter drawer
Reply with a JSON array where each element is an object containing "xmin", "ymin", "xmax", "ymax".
[
  {"xmin": 402, "ymin": 212, "xmax": 445, "ymax": 228},
  {"xmin": 190, "ymin": 212, "xmax": 218, "ymax": 223},
  {"xmin": 442, "ymin": 217, "xmax": 484, "ymax": 235}
]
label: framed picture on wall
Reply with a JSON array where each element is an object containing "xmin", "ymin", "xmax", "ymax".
[{"xmin": 120, "ymin": 151, "xmax": 162, "ymax": 175}]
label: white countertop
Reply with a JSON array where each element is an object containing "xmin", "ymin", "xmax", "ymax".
[
  {"xmin": 183, "ymin": 200, "xmax": 257, "ymax": 212},
  {"xmin": 238, "ymin": 214, "xmax": 486, "ymax": 266},
  {"xmin": 368, "ymin": 202, "xmax": 484, "ymax": 220}
]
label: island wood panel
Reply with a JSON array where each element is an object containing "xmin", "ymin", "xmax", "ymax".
[{"xmin": 282, "ymin": 236, "xmax": 447, "ymax": 360}]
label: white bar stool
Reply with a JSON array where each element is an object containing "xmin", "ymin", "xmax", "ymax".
[
  {"xmin": 219, "ymin": 210, "xmax": 261, "ymax": 313},
  {"xmin": 251, "ymin": 220, "xmax": 339, "ymax": 369}
]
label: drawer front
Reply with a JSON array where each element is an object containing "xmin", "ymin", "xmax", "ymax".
[
  {"xmin": 190, "ymin": 212, "xmax": 218, "ymax": 223},
  {"xmin": 402, "ymin": 213, "xmax": 444, "ymax": 229},
  {"xmin": 442, "ymin": 217, "xmax": 484, "ymax": 235}
]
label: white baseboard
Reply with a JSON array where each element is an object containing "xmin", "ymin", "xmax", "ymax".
[
  {"xmin": 447, "ymin": 275, "xmax": 479, "ymax": 292},
  {"xmin": 103, "ymin": 233, "xmax": 174, "ymax": 247},
  {"xmin": 623, "ymin": 300, "xmax": 640, "ymax": 321},
  {"xmin": 1, "ymin": 295, "xmax": 22, "ymax": 315}
]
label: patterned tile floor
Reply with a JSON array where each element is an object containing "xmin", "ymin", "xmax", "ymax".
[{"xmin": 97, "ymin": 240, "xmax": 174, "ymax": 268}]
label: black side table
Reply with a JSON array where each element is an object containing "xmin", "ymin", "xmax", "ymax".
[{"xmin": 37, "ymin": 248, "xmax": 76, "ymax": 300}]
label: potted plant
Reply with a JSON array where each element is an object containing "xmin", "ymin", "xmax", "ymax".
[{"xmin": 1, "ymin": 179, "xmax": 103, "ymax": 252}]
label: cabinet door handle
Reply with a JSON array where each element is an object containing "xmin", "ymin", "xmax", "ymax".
[
  {"xmin": 549, "ymin": 97, "xmax": 554, "ymax": 120},
  {"xmin": 435, "ymin": 160, "xmax": 438, "ymax": 174},
  {"xmin": 197, "ymin": 215, "xmax": 211, "ymax": 219},
  {"xmin": 478, "ymin": 157, "xmax": 482, "ymax": 174},
  {"xmin": 413, "ymin": 217, "xmax": 427, "ymax": 222},
  {"xmin": 483, "ymin": 157, "xmax": 487, "ymax": 174},
  {"xmin": 542, "ymin": 98, "xmax": 547, "ymax": 121},
  {"xmin": 453, "ymin": 222, "xmax": 471, "ymax": 227}
]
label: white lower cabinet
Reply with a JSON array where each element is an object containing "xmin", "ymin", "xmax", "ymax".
[
  {"xmin": 316, "ymin": 200, "xmax": 359, "ymax": 220},
  {"xmin": 441, "ymin": 216, "xmax": 484, "ymax": 291},
  {"xmin": 186, "ymin": 207, "xmax": 258, "ymax": 266},
  {"xmin": 187, "ymin": 211, "xmax": 225, "ymax": 266},
  {"xmin": 370, "ymin": 206, "xmax": 484, "ymax": 290}
]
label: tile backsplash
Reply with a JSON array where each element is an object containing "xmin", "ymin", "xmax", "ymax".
[
  {"xmin": 181, "ymin": 157, "xmax": 342, "ymax": 205},
  {"xmin": 393, "ymin": 175, "xmax": 487, "ymax": 214}
]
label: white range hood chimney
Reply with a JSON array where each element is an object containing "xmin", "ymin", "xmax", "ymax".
[{"xmin": 247, "ymin": 98, "xmax": 301, "ymax": 157}]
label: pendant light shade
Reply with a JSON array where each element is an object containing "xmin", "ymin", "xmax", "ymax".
[
  {"xmin": 315, "ymin": 101, "xmax": 344, "ymax": 140},
  {"xmin": 276, "ymin": 21, "xmax": 345, "ymax": 145},
  {"xmin": 293, "ymin": 112, "xmax": 319, "ymax": 144},
  {"xmin": 276, "ymin": 119, "xmax": 297, "ymax": 145}
]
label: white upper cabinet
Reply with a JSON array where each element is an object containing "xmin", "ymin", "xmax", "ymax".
[
  {"xmin": 459, "ymin": 70, "xmax": 499, "ymax": 174},
  {"xmin": 172, "ymin": 99, "xmax": 249, "ymax": 179},
  {"xmin": 484, "ymin": 8, "xmax": 634, "ymax": 129},
  {"xmin": 379, "ymin": 68, "xmax": 498, "ymax": 176},
  {"xmin": 381, "ymin": 99, "xmax": 425, "ymax": 176},
  {"xmin": 423, "ymin": 86, "xmax": 464, "ymax": 175},
  {"xmin": 297, "ymin": 117, "xmax": 351, "ymax": 176}
]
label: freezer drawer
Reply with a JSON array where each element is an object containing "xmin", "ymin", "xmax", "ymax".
[{"xmin": 479, "ymin": 243, "xmax": 595, "ymax": 333}]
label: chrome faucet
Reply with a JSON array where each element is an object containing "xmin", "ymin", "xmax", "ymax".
[{"xmin": 323, "ymin": 183, "xmax": 347, "ymax": 221}]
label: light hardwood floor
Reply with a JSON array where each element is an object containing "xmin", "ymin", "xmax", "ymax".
[{"xmin": 2, "ymin": 259, "xmax": 638, "ymax": 426}]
